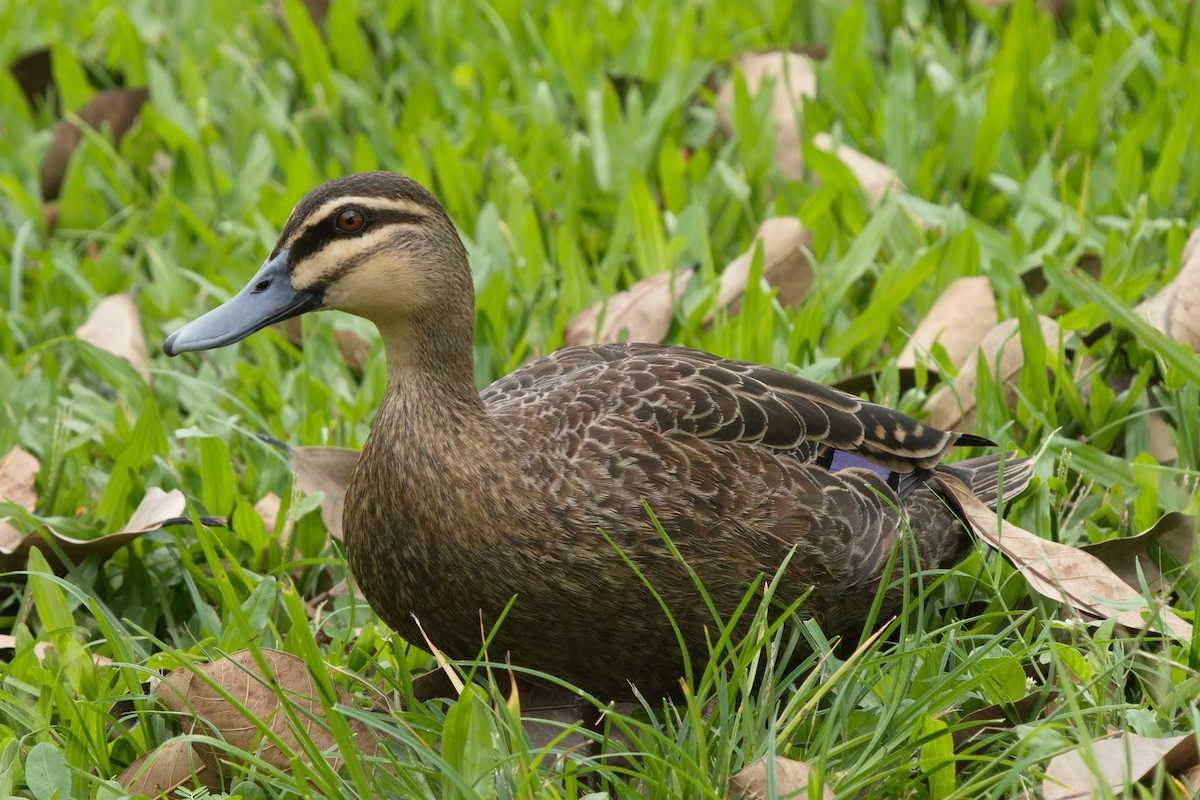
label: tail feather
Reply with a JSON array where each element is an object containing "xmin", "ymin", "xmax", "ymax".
[{"xmin": 935, "ymin": 453, "xmax": 1034, "ymax": 508}]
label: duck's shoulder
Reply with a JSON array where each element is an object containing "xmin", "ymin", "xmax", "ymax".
[{"xmin": 481, "ymin": 343, "xmax": 974, "ymax": 472}]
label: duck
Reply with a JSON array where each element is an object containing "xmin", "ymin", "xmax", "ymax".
[{"xmin": 164, "ymin": 171, "xmax": 1031, "ymax": 701}]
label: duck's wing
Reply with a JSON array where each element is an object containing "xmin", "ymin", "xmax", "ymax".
[{"xmin": 482, "ymin": 343, "xmax": 989, "ymax": 474}]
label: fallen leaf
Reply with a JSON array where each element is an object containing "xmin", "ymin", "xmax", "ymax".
[
  {"xmin": 0, "ymin": 487, "xmax": 205, "ymax": 573},
  {"xmin": 117, "ymin": 738, "xmax": 226, "ymax": 796},
  {"xmin": 563, "ymin": 267, "xmax": 693, "ymax": 347},
  {"xmin": 1181, "ymin": 764, "xmax": 1200, "ymax": 794},
  {"xmin": 0, "ymin": 445, "xmax": 41, "ymax": 558},
  {"xmin": 303, "ymin": 577, "xmax": 366, "ymax": 616},
  {"xmin": 1146, "ymin": 389, "xmax": 1183, "ymax": 463},
  {"xmin": 924, "ymin": 315, "xmax": 1062, "ymax": 431},
  {"xmin": 0, "ymin": 633, "xmax": 112, "ymax": 667},
  {"xmin": 156, "ymin": 649, "xmax": 380, "ymax": 773},
  {"xmin": 9, "ymin": 48, "xmax": 54, "ymax": 108},
  {"xmin": 76, "ymin": 293, "xmax": 150, "ymax": 374},
  {"xmin": 729, "ymin": 756, "xmax": 833, "ymax": 799},
  {"xmin": 0, "ymin": 634, "xmax": 52, "ymax": 662},
  {"xmin": 952, "ymin": 691, "xmax": 1058, "ymax": 748},
  {"xmin": 41, "ymin": 87, "xmax": 149, "ymax": 200},
  {"xmin": 938, "ymin": 474, "xmax": 1193, "ymax": 641},
  {"xmin": 0, "ymin": 446, "xmax": 39, "ymax": 511},
  {"xmin": 289, "ymin": 446, "xmax": 360, "ymax": 539},
  {"xmin": 254, "ymin": 492, "xmax": 282, "ymax": 536},
  {"xmin": 810, "ymin": 133, "xmax": 904, "ymax": 209},
  {"xmin": 898, "ymin": 277, "xmax": 998, "ymax": 371},
  {"xmin": 1080, "ymin": 512, "xmax": 1195, "ymax": 595},
  {"xmin": 507, "ymin": 675, "xmax": 616, "ymax": 754},
  {"xmin": 715, "ymin": 51, "xmax": 818, "ymax": 181},
  {"xmin": 1043, "ymin": 732, "xmax": 1198, "ymax": 800},
  {"xmin": 1137, "ymin": 226, "xmax": 1200, "ymax": 350},
  {"xmin": 1020, "ymin": 253, "xmax": 1103, "ymax": 300},
  {"xmin": 714, "ymin": 217, "xmax": 814, "ymax": 318}
]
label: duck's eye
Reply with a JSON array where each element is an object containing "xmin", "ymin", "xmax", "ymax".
[{"xmin": 335, "ymin": 208, "xmax": 366, "ymax": 233}]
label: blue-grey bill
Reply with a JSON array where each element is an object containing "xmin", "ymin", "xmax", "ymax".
[{"xmin": 163, "ymin": 250, "xmax": 322, "ymax": 356}]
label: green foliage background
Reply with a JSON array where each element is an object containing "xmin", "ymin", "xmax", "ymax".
[{"xmin": 0, "ymin": 0, "xmax": 1198, "ymax": 797}]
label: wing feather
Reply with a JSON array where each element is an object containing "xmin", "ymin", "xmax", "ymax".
[{"xmin": 482, "ymin": 343, "xmax": 984, "ymax": 473}]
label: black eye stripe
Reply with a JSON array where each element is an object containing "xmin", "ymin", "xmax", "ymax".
[{"xmin": 287, "ymin": 208, "xmax": 429, "ymax": 270}]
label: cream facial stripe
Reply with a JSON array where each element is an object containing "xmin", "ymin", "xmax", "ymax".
[
  {"xmin": 288, "ymin": 226, "xmax": 408, "ymax": 292},
  {"xmin": 280, "ymin": 196, "xmax": 432, "ymax": 252}
]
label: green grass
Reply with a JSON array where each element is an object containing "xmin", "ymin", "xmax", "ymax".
[{"xmin": 2, "ymin": 0, "xmax": 1199, "ymax": 797}]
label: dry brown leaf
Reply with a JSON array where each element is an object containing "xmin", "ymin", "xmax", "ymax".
[
  {"xmin": 1181, "ymin": 764, "xmax": 1200, "ymax": 794},
  {"xmin": 563, "ymin": 268, "xmax": 692, "ymax": 347},
  {"xmin": 810, "ymin": 132, "xmax": 904, "ymax": 209},
  {"xmin": 0, "ymin": 633, "xmax": 112, "ymax": 667},
  {"xmin": 1042, "ymin": 732, "xmax": 1198, "ymax": 800},
  {"xmin": 1, "ymin": 445, "xmax": 42, "ymax": 562},
  {"xmin": 1080, "ymin": 512, "xmax": 1195, "ymax": 595},
  {"xmin": 76, "ymin": 293, "xmax": 150, "ymax": 374},
  {"xmin": 117, "ymin": 738, "xmax": 226, "ymax": 795},
  {"xmin": 1138, "ymin": 227, "xmax": 1200, "ymax": 350},
  {"xmin": 304, "ymin": 577, "xmax": 366, "ymax": 615},
  {"xmin": 1020, "ymin": 253, "xmax": 1102, "ymax": 300},
  {"xmin": 41, "ymin": 87, "xmax": 149, "ymax": 200},
  {"xmin": 0, "ymin": 634, "xmax": 52, "ymax": 662},
  {"xmin": 0, "ymin": 445, "xmax": 39, "ymax": 510},
  {"xmin": 714, "ymin": 217, "xmax": 814, "ymax": 318},
  {"xmin": 0, "ymin": 487, "xmax": 191, "ymax": 572},
  {"xmin": 156, "ymin": 648, "xmax": 380, "ymax": 772},
  {"xmin": 1148, "ymin": 392, "xmax": 1181, "ymax": 463},
  {"xmin": 279, "ymin": 318, "xmax": 373, "ymax": 371},
  {"xmin": 924, "ymin": 315, "xmax": 1061, "ymax": 431},
  {"xmin": 952, "ymin": 691, "xmax": 1058, "ymax": 748},
  {"xmin": 9, "ymin": 48, "xmax": 54, "ymax": 108},
  {"xmin": 898, "ymin": 277, "xmax": 998, "ymax": 371},
  {"xmin": 938, "ymin": 474, "xmax": 1193, "ymax": 641},
  {"xmin": 715, "ymin": 51, "xmax": 817, "ymax": 181},
  {"xmin": 254, "ymin": 492, "xmax": 282, "ymax": 536},
  {"xmin": 508, "ymin": 675, "xmax": 619, "ymax": 754},
  {"xmin": 289, "ymin": 446, "xmax": 360, "ymax": 539},
  {"xmin": 729, "ymin": 756, "xmax": 833, "ymax": 799}
]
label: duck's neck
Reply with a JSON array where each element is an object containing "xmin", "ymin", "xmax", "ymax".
[
  {"xmin": 359, "ymin": 308, "xmax": 507, "ymax": 548},
  {"xmin": 375, "ymin": 306, "xmax": 483, "ymax": 413}
]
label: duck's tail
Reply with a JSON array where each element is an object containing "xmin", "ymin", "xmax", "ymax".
[{"xmin": 933, "ymin": 453, "xmax": 1035, "ymax": 508}]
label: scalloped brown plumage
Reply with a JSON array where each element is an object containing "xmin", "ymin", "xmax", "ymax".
[{"xmin": 165, "ymin": 172, "xmax": 1033, "ymax": 700}]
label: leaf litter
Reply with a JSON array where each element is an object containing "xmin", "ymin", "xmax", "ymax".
[
  {"xmin": 897, "ymin": 276, "xmax": 998, "ymax": 373},
  {"xmin": 1041, "ymin": 731, "xmax": 1198, "ymax": 800},
  {"xmin": 1137, "ymin": 226, "xmax": 1200, "ymax": 350},
  {"xmin": 938, "ymin": 474, "xmax": 1193, "ymax": 641},
  {"xmin": 288, "ymin": 445, "xmax": 360, "ymax": 540},
  {"xmin": 75, "ymin": 293, "xmax": 150, "ymax": 374},
  {"xmin": 1, "ymin": 481, "xmax": 221, "ymax": 573},
  {"xmin": 133, "ymin": 648, "xmax": 382, "ymax": 794},
  {"xmin": 715, "ymin": 51, "xmax": 818, "ymax": 181},
  {"xmin": 728, "ymin": 756, "xmax": 834, "ymax": 799}
]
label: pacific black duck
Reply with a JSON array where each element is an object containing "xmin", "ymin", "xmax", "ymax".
[{"xmin": 165, "ymin": 172, "xmax": 1031, "ymax": 700}]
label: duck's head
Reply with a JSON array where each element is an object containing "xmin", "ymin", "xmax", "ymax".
[{"xmin": 163, "ymin": 172, "xmax": 472, "ymax": 362}]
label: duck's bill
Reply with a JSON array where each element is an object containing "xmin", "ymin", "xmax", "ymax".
[{"xmin": 163, "ymin": 250, "xmax": 322, "ymax": 356}]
